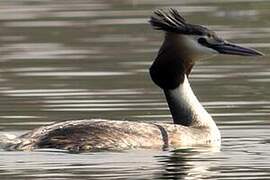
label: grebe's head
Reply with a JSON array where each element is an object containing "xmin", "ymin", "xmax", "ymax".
[
  {"xmin": 149, "ymin": 9, "xmax": 263, "ymax": 90},
  {"xmin": 150, "ymin": 9, "xmax": 263, "ymax": 60}
]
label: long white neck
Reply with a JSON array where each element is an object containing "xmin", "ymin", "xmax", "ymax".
[{"xmin": 164, "ymin": 75, "xmax": 217, "ymax": 129}]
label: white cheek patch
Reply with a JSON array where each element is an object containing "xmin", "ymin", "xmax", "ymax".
[{"xmin": 181, "ymin": 35, "xmax": 218, "ymax": 58}]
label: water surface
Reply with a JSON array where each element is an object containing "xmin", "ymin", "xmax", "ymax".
[{"xmin": 0, "ymin": 0, "xmax": 270, "ymax": 179}]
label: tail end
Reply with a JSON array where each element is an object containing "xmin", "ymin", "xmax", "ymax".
[{"xmin": 0, "ymin": 133, "xmax": 22, "ymax": 150}]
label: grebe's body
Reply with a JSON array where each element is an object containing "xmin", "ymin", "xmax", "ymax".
[
  {"xmin": 9, "ymin": 119, "xmax": 219, "ymax": 152},
  {"xmin": 3, "ymin": 9, "xmax": 262, "ymax": 152},
  {"xmin": 9, "ymin": 74, "xmax": 220, "ymax": 152}
]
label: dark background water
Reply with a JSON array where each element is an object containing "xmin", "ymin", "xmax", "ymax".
[{"xmin": 0, "ymin": 0, "xmax": 270, "ymax": 179}]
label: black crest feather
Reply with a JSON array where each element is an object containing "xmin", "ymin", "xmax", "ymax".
[{"xmin": 149, "ymin": 8, "xmax": 209, "ymax": 36}]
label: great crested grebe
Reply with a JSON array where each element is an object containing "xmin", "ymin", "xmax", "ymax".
[{"xmin": 3, "ymin": 9, "xmax": 263, "ymax": 152}]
